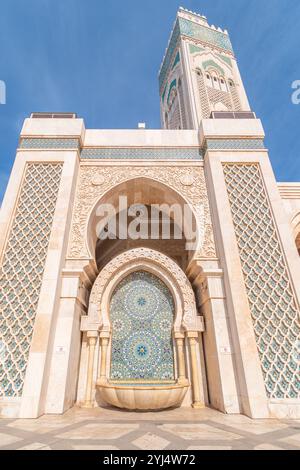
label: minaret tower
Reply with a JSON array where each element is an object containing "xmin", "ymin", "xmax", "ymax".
[{"xmin": 159, "ymin": 7, "xmax": 251, "ymax": 129}]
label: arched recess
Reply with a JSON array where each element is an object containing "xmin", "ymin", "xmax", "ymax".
[
  {"xmin": 87, "ymin": 248, "xmax": 200, "ymax": 333},
  {"xmin": 80, "ymin": 248, "xmax": 205, "ymax": 410},
  {"xmin": 84, "ymin": 176, "xmax": 203, "ymax": 272}
]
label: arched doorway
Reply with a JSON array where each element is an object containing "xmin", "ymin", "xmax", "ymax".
[
  {"xmin": 85, "ymin": 176, "xmax": 201, "ymax": 273},
  {"xmin": 110, "ymin": 270, "xmax": 175, "ymax": 382}
]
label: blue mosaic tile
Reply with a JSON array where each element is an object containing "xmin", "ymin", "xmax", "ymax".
[
  {"xmin": 179, "ymin": 18, "xmax": 233, "ymax": 52},
  {"xmin": 110, "ymin": 271, "xmax": 175, "ymax": 382},
  {"xmin": 81, "ymin": 147, "xmax": 203, "ymax": 160}
]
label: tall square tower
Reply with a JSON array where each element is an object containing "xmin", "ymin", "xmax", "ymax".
[{"xmin": 159, "ymin": 7, "xmax": 251, "ymax": 129}]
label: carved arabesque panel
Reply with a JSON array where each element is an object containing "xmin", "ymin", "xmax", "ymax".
[{"xmin": 68, "ymin": 165, "xmax": 216, "ymax": 259}]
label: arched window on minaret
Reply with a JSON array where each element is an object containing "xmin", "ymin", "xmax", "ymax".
[
  {"xmin": 211, "ymin": 71, "xmax": 221, "ymax": 90},
  {"xmin": 205, "ymin": 71, "xmax": 213, "ymax": 88},
  {"xmin": 220, "ymin": 76, "xmax": 228, "ymax": 92}
]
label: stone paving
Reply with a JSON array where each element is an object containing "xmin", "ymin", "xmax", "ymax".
[{"xmin": 0, "ymin": 407, "xmax": 299, "ymax": 450}]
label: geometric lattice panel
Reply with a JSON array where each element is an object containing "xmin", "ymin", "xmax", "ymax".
[
  {"xmin": 0, "ymin": 163, "xmax": 62, "ymax": 397},
  {"xmin": 223, "ymin": 163, "xmax": 300, "ymax": 399},
  {"xmin": 110, "ymin": 271, "xmax": 175, "ymax": 382}
]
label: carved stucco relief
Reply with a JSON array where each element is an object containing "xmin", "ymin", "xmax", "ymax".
[{"xmin": 68, "ymin": 165, "xmax": 216, "ymax": 259}]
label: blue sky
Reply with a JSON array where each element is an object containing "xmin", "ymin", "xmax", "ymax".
[{"xmin": 0, "ymin": 0, "xmax": 299, "ymax": 201}]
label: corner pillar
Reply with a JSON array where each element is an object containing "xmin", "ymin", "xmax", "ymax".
[
  {"xmin": 187, "ymin": 332, "xmax": 205, "ymax": 409},
  {"xmin": 174, "ymin": 333, "xmax": 188, "ymax": 385}
]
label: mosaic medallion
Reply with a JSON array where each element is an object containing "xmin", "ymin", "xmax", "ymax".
[{"xmin": 110, "ymin": 271, "xmax": 175, "ymax": 381}]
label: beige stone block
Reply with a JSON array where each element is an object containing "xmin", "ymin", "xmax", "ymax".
[
  {"xmin": 132, "ymin": 433, "xmax": 170, "ymax": 450},
  {"xmin": 17, "ymin": 442, "xmax": 52, "ymax": 450},
  {"xmin": 200, "ymin": 118, "xmax": 265, "ymax": 144},
  {"xmin": 72, "ymin": 445, "xmax": 119, "ymax": 450},
  {"xmin": 0, "ymin": 433, "xmax": 22, "ymax": 447},
  {"xmin": 159, "ymin": 423, "xmax": 241, "ymax": 441},
  {"xmin": 30, "ymin": 316, "xmax": 51, "ymax": 353},
  {"xmin": 187, "ymin": 445, "xmax": 232, "ymax": 450},
  {"xmin": 279, "ymin": 434, "xmax": 300, "ymax": 448},
  {"xmin": 83, "ymin": 129, "xmax": 200, "ymax": 148},
  {"xmin": 21, "ymin": 118, "xmax": 85, "ymax": 139},
  {"xmin": 56, "ymin": 423, "xmax": 139, "ymax": 440}
]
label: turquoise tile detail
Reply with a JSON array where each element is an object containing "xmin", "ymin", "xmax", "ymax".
[
  {"xmin": 172, "ymin": 51, "xmax": 180, "ymax": 70},
  {"xmin": 189, "ymin": 44, "xmax": 205, "ymax": 54},
  {"xmin": 159, "ymin": 20, "xmax": 181, "ymax": 92},
  {"xmin": 162, "ymin": 83, "xmax": 168, "ymax": 103},
  {"xmin": 81, "ymin": 147, "xmax": 203, "ymax": 160},
  {"xmin": 19, "ymin": 138, "xmax": 80, "ymax": 150},
  {"xmin": 167, "ymin": 78, "xmax": 177, "ymax": 104},
  {"xmin": 217, "ymin": 53, "xmax": 233, "ymax": 68},
  {"xmin": 159, "ymin": 17, "xmax": 233, "ymax": 91},
  {"xmin": 179, "ymin": 17, "xmax": 233, "ymax": 53},
  {"xmin": 205, "ymin": 139, "xmax": 265, "ymax": 151},
  {"xmin": 110, "ymin": 271, "xmax": 175, "ymax": 381}
]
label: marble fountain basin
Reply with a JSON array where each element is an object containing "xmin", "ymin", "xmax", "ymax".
[{"xmin": 97, "ymin": 381, "xmax": 189, "ymax": 411}]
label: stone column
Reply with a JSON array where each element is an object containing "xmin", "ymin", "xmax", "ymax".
[
  {"xmin": 174, "ymin": 333, "xmax": 188, "ymax": 385},
  {"xmin": 83, "ymin": 332, "xmax": 98, "ymax": 408},
  {"xmin": 188, "ymin": 262, "xmax": 241, "ymax": 414},
  {"xmin": 187, "ymin": 332, "xmax": 205, "ymax": 409},
  {"xmin": 98, "ymin": 333, "xmax": 110, "ymax": 385}
]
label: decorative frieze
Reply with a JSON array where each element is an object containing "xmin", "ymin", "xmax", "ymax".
[
  {"xmin": 205, "ymin": 139, "xmax": 265, "ymax": 152},
  {"xmin": 19, "ymin": 138, "xmax": 80, "ymax": 150},
  {"xmin": 68, "ymin": 166, "xmax": 216, "ymax": 260},
  {"xmin": 81, "ymin": 147, "xmax": 203, "ymax": 160}
]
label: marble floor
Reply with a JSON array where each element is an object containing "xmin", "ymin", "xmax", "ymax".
[{"xmin": 0, "ymin": 407, "xmax": 299, "ymax": 450}]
